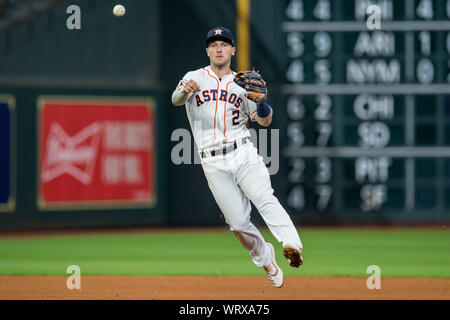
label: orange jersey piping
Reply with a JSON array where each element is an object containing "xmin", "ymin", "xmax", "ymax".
[
  {"xmin": 203, "ymin": 68, "xmax": 220, "ymax": 144},
  {"xmin": 223, "ymin": 80, "xmax": 234, "ymax": 141}
]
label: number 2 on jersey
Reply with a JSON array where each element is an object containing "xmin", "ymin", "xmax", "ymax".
[{"xmin": 232, "ymin": 110, "xmax": 240, "ymax": 125}]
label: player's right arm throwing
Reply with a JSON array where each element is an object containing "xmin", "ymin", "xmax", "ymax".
[{"xmin": 171, "ymin": 79, "xmax": 201, "ymax": 106}]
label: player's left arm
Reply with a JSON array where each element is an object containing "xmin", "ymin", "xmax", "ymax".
[
  {"xmin": 234, "ymin": 69, "xmax": 272, "ymax": 127},
  {"xmin": 254, "ymin": 102, "xmax": 273, "ymax": 127}
]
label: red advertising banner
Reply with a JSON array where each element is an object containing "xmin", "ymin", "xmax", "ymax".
[{"xmin": 38, "ymin": 96, "xmax": 156, "ymax": 208}]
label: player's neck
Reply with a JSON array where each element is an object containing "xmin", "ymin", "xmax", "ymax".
[{"xmin": 210, "ymin": 64, "xmax": 232, "ymax": 79}]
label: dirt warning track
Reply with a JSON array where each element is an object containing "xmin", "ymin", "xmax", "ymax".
[{"xmin": 0, "ymin": 276, "xmax": 449, "ymax": 300}]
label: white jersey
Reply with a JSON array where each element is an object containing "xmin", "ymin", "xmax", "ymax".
[
  {"xmin": 171, "ymin": 65, "xmax": 303, "ymax": 277},
  {"xmin": 172, "ymin": 65, "xmax": 258, "ymax": 151}
]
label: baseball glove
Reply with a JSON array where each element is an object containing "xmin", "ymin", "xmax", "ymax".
[{"xmin": 233, "ymin": 69, "xmax": 267, "ymax": 104}]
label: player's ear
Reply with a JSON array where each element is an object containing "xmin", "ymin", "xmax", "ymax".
[{"xmin": 232, "ymin": 47, "xmax": 236, "ymax": 56}]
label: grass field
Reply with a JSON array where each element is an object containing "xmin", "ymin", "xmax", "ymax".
[{"xmin": 0, "ymin": 228, "xmax": 449, "ymax": 278}]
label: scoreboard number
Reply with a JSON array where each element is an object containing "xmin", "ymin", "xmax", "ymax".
[
  {"xmin": 313, "ymin": 0, "xmax": 331, "ymax": 21},
  {"xmin": 315, "ymin": 185, "xmax": 332, "ymax": 211},
  {"xmin": 315, "ymin": 60, "xmax": 332, "ymax": 84},
  {"xmin": 287, "ymin": 95, "xmax": 305, "ymax": 120},
  {"xmin": 287, "ymin": 32, "xmax": 304, "ymax": 58},
  {"xmin": 287, "ymin": 122, "xmax": 304, "ymax": 146},
  {"xmin": 288, "ymin": 158, "xmax": 305, "ymax": 184},
  {"xmin": 418, "ymin": 31, "xmax": 431, "ymax": 56},
  {"xmin": 287, "ymin": 185, "xmax": 305, "ymax": 211},
  {"xmin": 315, "ymin": 157, "xmax": 332, "ymax": 184},
  {"xmin": 286, "ymin": 0, "xmax": 304, "ymax": 21},
  {"xmin": 314, "ymin": 94, "xmax": 332, "ymax": 120},
  {"xmin": 286, "ymin": 60, "xmax": 304, "ymax": 83},
  {"xmin": 316, "ymin": 122, "xmax": 332, "ymax": 147},
  {"xmin": 416, "ymin": 58, "xmax": 435, "ymax": 84},
  {"xmin": 314, "ymin": 32, "xmax": 332, "ymax": 57},
  {"xmin": 416, "ymin": 0, "xmax": 433, "ymax": 20}
]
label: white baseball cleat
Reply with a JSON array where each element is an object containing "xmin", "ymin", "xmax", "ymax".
[
  {"xmin": 283, "ymin": 243, "xmax": 303, "ymax": 268},
  {"xmin": 264, "ymin": 242, "xmax": 284, "ymax": 288}
]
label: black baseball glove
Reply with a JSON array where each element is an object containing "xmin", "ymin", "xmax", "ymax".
[{"xmin": 233, "ymin": 69, "xmax": 268, "ymax": 104}]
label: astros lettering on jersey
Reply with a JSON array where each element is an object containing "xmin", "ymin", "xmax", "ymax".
[{"xmin": 174, "ymin": 66, "xmax": 258, "ymax": 150}]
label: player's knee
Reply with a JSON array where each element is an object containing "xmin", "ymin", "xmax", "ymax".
[{"xmin": 228, "ymin": 217, "xmax": 251, "ymax": 232}]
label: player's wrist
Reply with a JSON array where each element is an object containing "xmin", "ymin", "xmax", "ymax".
[
  {"xmin": 257, "ymin": 101, "xmax": 271, "ymax": 118},
  {"xmin": 172, "ymin": 87, "xmax": 190, "ymax": 106}
]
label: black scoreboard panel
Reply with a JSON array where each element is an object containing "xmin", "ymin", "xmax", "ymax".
[{"xmin": 278, "ymin": 0, "xmax": 450, "ymax": 222}]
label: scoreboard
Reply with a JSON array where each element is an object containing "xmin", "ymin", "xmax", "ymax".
[{"xmin": 278, "ymin": 0, "xmax": 450, "ymax": 222}]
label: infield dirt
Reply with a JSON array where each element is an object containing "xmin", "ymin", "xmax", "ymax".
[{"xmin": 0, "ymin": 276, "xmax": 449, "ymax": 299}]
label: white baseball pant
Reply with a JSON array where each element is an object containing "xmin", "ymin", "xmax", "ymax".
[{"xmin": 200, "ymin": 140, "xmax": 303, "ymax": 268}]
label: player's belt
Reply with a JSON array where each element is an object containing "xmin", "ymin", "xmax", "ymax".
[{"xmin": 201, "ymin": 138, "xmax": 248, "ymax": 158}]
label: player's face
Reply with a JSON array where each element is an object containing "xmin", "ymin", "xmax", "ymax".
[{"xmin": 206, "ymin": 41, "xmax": 235, "ymax": 67}]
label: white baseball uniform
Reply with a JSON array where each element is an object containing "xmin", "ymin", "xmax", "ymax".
[{"xmin": 172, "ymin": 65, "xmax": 302, "ymax": 268}]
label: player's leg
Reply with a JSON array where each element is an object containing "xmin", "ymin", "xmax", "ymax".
[
  {"xmin": 234, "ymin": 144, "xmax": 303, "ymax": 255},
  {"xmin": 201, "ymin": 158, "xmax": 272, "ymax": 268}
]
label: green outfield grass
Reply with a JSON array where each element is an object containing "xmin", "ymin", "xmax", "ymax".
[{"xmin": 0, "ymin": 228, "xmax": 449, "ymax": 278}]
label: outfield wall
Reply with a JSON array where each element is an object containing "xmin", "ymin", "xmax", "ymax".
[
  {"xmin": 0, "ymin": 87, "xmax": 169, "ymax": 230},
  {"xmin": 1, "ymin": 0, "xmax": 449, "ymax": 231}
]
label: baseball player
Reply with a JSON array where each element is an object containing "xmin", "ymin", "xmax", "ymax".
[{"xmin": 171, "ymin": 27, "xmax": 303, "ymax": 288}]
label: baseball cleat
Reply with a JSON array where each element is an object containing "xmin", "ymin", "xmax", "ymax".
[
  {"xmin": 283, "ymin": 243, "xmax": 303, "ymax": 268},
  {"xmin": 264, "ymin": 242, "xmax": 284, "ymax": 288}
]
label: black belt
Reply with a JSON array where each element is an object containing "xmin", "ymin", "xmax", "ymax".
[{"xmin": 201, "ymin": 138, "xmax": 248, "ymax": 158}]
